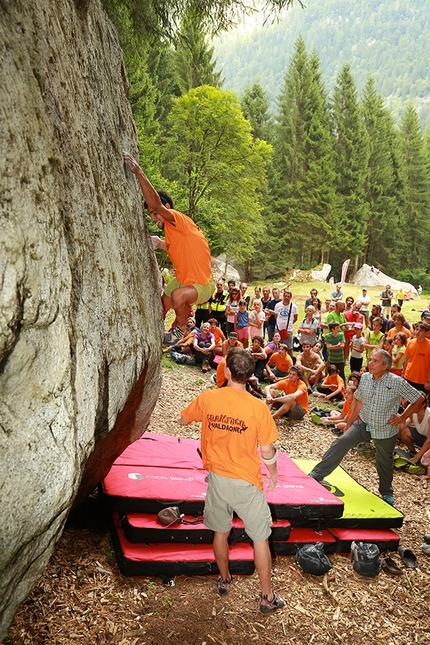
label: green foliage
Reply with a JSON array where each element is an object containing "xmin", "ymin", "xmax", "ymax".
[
  {"xmin": 240, "ymin": 79, "xmax": 273, "ymax": 142},
  {"xmin": 173, "ymin": 11, "xmax": 224, "ymax": 94},
  {"xmin": 162, "ymin": 85, "xmax": 271, "ymax": 261},
  {"xmin": 214, "ymin": 0, "xmax": 430, "ymax": 129}
]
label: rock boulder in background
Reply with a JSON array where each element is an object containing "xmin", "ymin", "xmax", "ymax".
[{"xmin": 0, "ymin": 0, "xmax": 162, "ymax": 636}]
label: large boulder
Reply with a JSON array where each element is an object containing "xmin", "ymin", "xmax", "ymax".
[
  {"xmin": 353, "ymin": 264, "xmax": 417, "ymax": 294},
  {"xmin": 0, "ymin": 0, "xmax": 162, "ymax": 637},
  {"xmin": 311, "ymin": 264, "xmax": 332, "ymax": 282}
]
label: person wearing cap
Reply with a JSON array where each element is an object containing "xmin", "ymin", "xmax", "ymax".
[
  {"xmin": 349, "ymin": 322, "xmax": 365, "ymax": 372},
  {"xmin": 123, "ymin": 152, "xmax": 213, "ymax": 342},
  {"xmin": 221, "ymin": 331, "xmax": 243, "ymax": 357},
  {"xmin": 356, "ymin": 288, "xmax": 371, "ymax": 325}
]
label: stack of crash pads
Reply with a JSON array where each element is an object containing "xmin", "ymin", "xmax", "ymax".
[{"xmin": 102, "ymin": 433, "xmax": 402, "ymax": 578}]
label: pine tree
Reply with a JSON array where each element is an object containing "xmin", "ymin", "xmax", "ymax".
[
  {"xmin": 241, "ymin": 79, "xmax": 273, "ymax": 142},
  {"xmin": 398, "ymin": 104, "xmax": 430, "ymax": 271},
  {"xmin": 361, "ymin": 76, "xmax": 404, "ymax": 273},
  {"xmin": 330, "ymin": 63, "xmax": 369, "ymax": 275},
  {"xmin": 173, "ymin": 12, "xmax": 223, "ymax": 94}
]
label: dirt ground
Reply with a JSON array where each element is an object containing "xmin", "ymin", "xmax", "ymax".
[{"xmin": 5, "ymin": 362, "xmax": 430, "ymax": 645}]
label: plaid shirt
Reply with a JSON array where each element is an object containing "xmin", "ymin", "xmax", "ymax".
[{"xmin": 356, "ymin": 371, "xmax": 421, "ymax": 439}]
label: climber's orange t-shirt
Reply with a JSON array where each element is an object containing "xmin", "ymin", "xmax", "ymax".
[
  {"xmin": 164, "ymin": 211, "xmax": 212, "ymax": 286},
  {"xmin": 181, "ymin": 388, "xmax": 278, "ymax": 489}
]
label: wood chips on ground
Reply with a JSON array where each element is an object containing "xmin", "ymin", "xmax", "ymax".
[{"xmin": 5, "ymin": 362, "xmax": 430, "ymax": 645}]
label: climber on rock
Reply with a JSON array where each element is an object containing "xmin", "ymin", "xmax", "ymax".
[{"xmin": 123, "ymin": 152, "xmax": 214, "ymax": 343}]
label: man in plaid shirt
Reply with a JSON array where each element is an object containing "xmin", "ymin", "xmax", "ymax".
[{"xmin": 309, "ymin": 349, "xmax": 425, "ymax": 505}]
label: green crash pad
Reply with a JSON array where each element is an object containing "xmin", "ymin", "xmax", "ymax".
[{"xmin": 293, "ymin": 459, "xmax": 404, "ymax": 529}]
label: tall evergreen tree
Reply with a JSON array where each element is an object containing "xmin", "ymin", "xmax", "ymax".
[
  {"xmin": 269, "ymin": 37, "xmax": 337, "ymax": 270},
  {"xmin": 241, "ymin": 79, "xmax": 273, "ymax": 142},
  {"xmin": 398, "ymin": 104, "xmax": 430, "ymax": 271},
  {"xmin": 173, "ymin": 12, "xmax": 223, "ymax": 94},
  {"xmin": 361, "ymin": 77, "xmax": 404, "ymax": 273},
  {"xmin": 330, "ymin": 63, "xmax": 369, "ymax": 274}
]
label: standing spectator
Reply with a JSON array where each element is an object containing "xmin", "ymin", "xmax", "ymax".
[
  {"xmin": 391, "ymin": 332, "xmax": 408, "ymax": 376},
  {"xmin": 210, "ymin": 280, "xmax": 229, "ymax": 335},
  {"xmin": 380, "ymin": 285, "xmax": 394, "ymax": 319},
  {"xmin": 264, "ymin": 288, "xmax": 282, "ymax": 342},
  {"xmin": 226, "ymin": 288, "xmax": 241, "ymax": 335},
  {"xmin": 331, "ymin": 284, "xmax": 344, "ymax": 301},
  {"xmin": 227, "ymin": 280, "xmax": 236, "ymax": 294},
  {"xmin": 356, "ymin": 288, "xmax": 371, "ymax": 325},
  {"xmin": 309, "ymin": 349, "xmax": 424, "ymax": 506},
  {"xmin": 249, "ymin": 286, "xmax": 262, "ymax": 311},
  {"xmin": 236, "ymin": 300, "xmax": 250, "ymax": 349},
  {"xmin": 403, "ymin": 322, "xmax": 430, "ymax": 392},
  {"xmin": 261, "ymin": 286, "xmax": 272, "ymax": 338},
  {"xmin": 387, "ymin": 304, "xmax": 411, "ymax": 331},
  {"xmin": 327, "ymin": 301, "xmax": 348, "ymax": 330},
  {"xmin": 180, "ymin": 349, "xmax": 284, "ymax": 613},
  {"xmin": 297, "ymin": 305, "xmax": 319, "ymax": 348},
  {"xmin": 350, "ymin": 323, "xmax": 365, "ymax": 372},
  {"xmin": 325, "ymin": 321, "xmax": 346, "ymax": 383},
  {"xmin": 386, "ymin": 313, "xmax": 411, "ymax": 340},
  {"xmin": 368, "ymin": 304, "xmax": 388, "ymax": 333},
  {"xmin": 417, "ymin": 285, "xmax": 422, "ymax": 299},
  {"xmin": 239, "ymin": 283, "xmax": 250, "ymax": 309},
  {"xmin": 249, "ymin": 300, "xmax": 265, "ymax": 337},
  {"xmin": 305, "ymin": 289, "xmax": 322, "ymax": 310},
  {"xmin": 396, "ymin": 288, "xmax": 405, "ymax": 308},
  {"xmin": 273, "ymin": 290, "xmax": 298, "ymax": 356},
  {"xmin": 344, "ymin": 301, "xmax": 364, "ymax": 360},
  {"xmin": 364, "ymin": 317, "xmax": 384, "ymax": 365}
]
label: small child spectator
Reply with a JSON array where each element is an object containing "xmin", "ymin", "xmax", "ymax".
[
  {"xmin": 325, "ymin": 321, "xmax": 346, "ymax": 383},
  {"xmin": 349, "ymin": 323, "xmax": 365, "ymax": 372},
  {"xmin": 322, "ymin": 385, "xmax": 357, "ymax": 434},
  {"xmin": 391, "ymin": 331, "xmax": 408, "ymax": 376},
  {"xmin": 315, "ymin": 365, "xmax": 345, "ymax": 402},
  {"xmin": 236, "ymin": 299, "xmax": 250, "ymax": 348},
  {"xmin": 208, "ymin": 318, "xmax": 226, "ymax": 356},
  {"xmin": 364, "ymin": 316, "xmax": 384, "ymax": 364}
]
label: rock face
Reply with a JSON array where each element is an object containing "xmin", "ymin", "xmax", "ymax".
[
  {"xmin": 353, "ymin": 264, "xmax": 417, "ymax": 294},
  {"xmin": 0, "ymin": 0, "xmax": 163, "ymax": 637},
  {"xmin": 311, "ymin": 264, "xmax": 332, "ymax": 282}
]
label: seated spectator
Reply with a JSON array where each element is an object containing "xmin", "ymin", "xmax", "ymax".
[
  {"xmin": 214, "ymin": 346, "xmax": 241, "ymax": 388},
  {"xmin": 249, "ymin": 299, "xmax": 265, "ymax": 337},
  {"xmin": 349, "ymin": 322, "xmax": 365, "ymax": 372},
  {"xmin": 325, "ymin": 321, "xmax": 346, "ymax": 383},
  {"xmin": 315, "ymin": 365, "xmax": 345, "ymax": 402},
  {"xmin": 208, "ymin": 318, "xmax": 226, "ymax": 356},
  {"xmin": 264, "ymin": 331, "xmax": 282, "ymax": 358},
  {"xmin": 298, "ymin": 305, "xmax": 319, "ymax": 348},
  {"xmin": 192, "ymin": 322, "xmax": 216, "ymax": 372},
  {"xmin": 166, "ymin": 317, "xmax": 200, "ymax": 354},
  {"xmin": 391, "ymin": 332, "xmax": 408, "ymax": 376},
  {"xmin": 296, "ymin": 341, "xmax": 325, "ymax": 390},
  {"xmin": 265, "ymin": 344, "xmax": 293, "ymax": 382},
  {"xmin": 236, "ymin": 299, "xmax": 250, "ymax": 348},
  {"xmin": 322, "ymin": 385, "xmax": 357, "ymax": 434},
  {"xmin": 222, "ymin": 331, "xmax": 243, "ymax": 357},
  {"xmin": 225, "ymin": 287, "xmax": 241, "ymax": 335},
  {"xmin": 386, "ymin": 312, "xmax": 412, "ymax": 339},
  {"xmin": 398, "ymin": 394, "xmax": 430, "ymax": 463},
  {"xmin": 246, "ymin": 335, "xmax": 268, "ymax": 382},
  {"xmin": 264, "ymin": 365, "xmax": 309, "ymax": 421}
]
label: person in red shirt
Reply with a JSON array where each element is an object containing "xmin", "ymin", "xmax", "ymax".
[
  {"xmin": 123, "ymin": 152, "xmax": 213, "ymax": 340},
  {"xmin": 264, "ymin": 365, "xmax": 309, "ymax": 420}
]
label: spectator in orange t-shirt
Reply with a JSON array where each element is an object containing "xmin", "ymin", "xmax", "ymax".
[
  {"xmin": 265, "ymin": 344, "xmax": 293, "ymax": 382},
  {"xmin": 123, "ymin": 152, "xmax": 214, "ymax": 341},
  {"xmin": 264, "ymin": 366, "xmax": 309, "ymax": 420},
  {"xmin": 209, "ymin": 318, "xmax": 226, "ymax": 356},
  {"xmin": 403, "ymin": 322, "xmax": 430, "ymax": 392},
  {"xmin": 315, "ymin": 365, "xmax": 345, "ymax": 401}
]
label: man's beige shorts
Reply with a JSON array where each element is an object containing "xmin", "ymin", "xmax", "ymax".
[
  {"xmin": 164, "ymin": 277, "xmax": 214, "ymax": 306},
  {"xmin": 203, "ymin": 471, "xmax": 272, "ymax": 543}
]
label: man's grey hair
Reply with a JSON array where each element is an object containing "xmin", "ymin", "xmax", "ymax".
[{"xmin": 371, "ymin": 348, "xmax": 392, "ymax": 371}]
